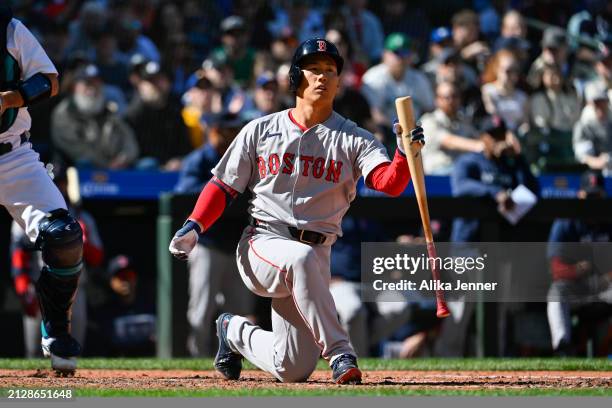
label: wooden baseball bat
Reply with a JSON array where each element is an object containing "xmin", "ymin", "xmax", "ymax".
[{"xmin": 395, "ymin": 96, "xmax": 450, "ymax": 318}]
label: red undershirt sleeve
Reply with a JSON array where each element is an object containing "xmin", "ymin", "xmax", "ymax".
[
  {"xmin": 365, "ymin": 149, "xmax": 411, "ymax": 197},
  {"xmin": 188, "ymin": 176, "xmax": 239, "ymax": 233},
  {"xmin": 550, "ymin": 256, "xmax": 579, "ymax": 280}
]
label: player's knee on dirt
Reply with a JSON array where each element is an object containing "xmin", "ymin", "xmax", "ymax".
[
  {"xmin": 275, "ymin": 350, "xmax": 319, "ymax": 383},
  {"xmin": 35, "ymin": 209, "xmax": 83, "ymax": 336}
]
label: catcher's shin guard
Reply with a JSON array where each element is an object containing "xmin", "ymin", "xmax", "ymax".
[
  {"xmin": 35, "ymin": 209, "xmax": 84, "ymax": 338},
  {"xmin": 36, "ymin": 266, "xmax": 81, "ymax": 337}
]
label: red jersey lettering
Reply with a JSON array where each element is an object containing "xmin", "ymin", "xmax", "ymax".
[
  {"xmin": 282, "ymin": 152, "xmax": 295, "ymax": 174},
  {"xmin": 325, "ymin": 160, "xmax": 343, "ymax": 183},
  {"xmin": 300, "ymin": 155, "xmax": 314, "ymax": 176},
  {"xmin": 269, "ymin": 154, "xmax": 280, "ymax": 175}
]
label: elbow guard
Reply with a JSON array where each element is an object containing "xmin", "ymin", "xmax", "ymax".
[{"xmin": 17, "ymin": 73, "xmax": 53, "ymax": 106}]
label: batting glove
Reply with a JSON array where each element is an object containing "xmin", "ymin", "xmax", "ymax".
[
  {"xmin": 393, "ymin": 119, "xmax": 425, "ymax": 154},
  {"xmin": 169, "ymin": 220, "xmax": 201, "ymax": 260}
]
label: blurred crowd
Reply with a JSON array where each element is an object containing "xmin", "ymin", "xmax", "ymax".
[
  {"xmin": 8, "ymin": 0, "xmax": 612, "ymax": 358},
  {"xmin": 14, "ymin": 0, "xmax": 610, "ymax": 176}
]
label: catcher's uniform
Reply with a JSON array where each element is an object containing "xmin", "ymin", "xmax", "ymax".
[
  {"xmin": 0, "ymin": 18, "xmax": 66, "ymax": 235},
  {"xmin": 2, "ymin": 10, "xmax": 84, "ymax": 374}
]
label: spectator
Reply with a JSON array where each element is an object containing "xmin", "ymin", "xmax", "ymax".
[
  {"xmin": 567, "ymin": 24, "xmax": 605, "ymax": 92},
  {"xmin": 341, "ymin": 0, "xmax": 385, "ymax": 64},
  {"xmin": 161, "ymin": 33, "xmax": 195, "ymax": 98},
  {"xmin": 93, "ymin": 29, "xmax": 131, "ymax": 96},
  {"xmin": 65, "ymin": 2, "xmax": 108, "ymax": 58},
  {"xmin": 10, "ymin": 166, "xmax": 104, "ymax": 357},
  {"xmin": 211, "ymin": 15, "xmax": 256, "ymax": 87},
  {"xmin": 546, "ymin": 170, "xmax": 612, "ymax": 356},
  {"xmin": 528, "ymin": 64, "xmax": 581, "ymax": 170},
  {"xmin": 116, "ymin": 17, "xmax": 160, "ymax": 63},
  {"xmin": 243, "ymin": 72, "xmax": 281, "ymax": 121},
  {"xmin": 481, "ymin": 49, "xmax": 530, "ymax": 134},
  {"xmin": 451, "ymin": 9, "xmax": 490, "ymax": 71},
  {"xmin": 450, "ymin": 116, "xmax": 539, "ymax": 243},
  {"xmin": 420, "ymin": 81, "xmax": 482, "ymax": 175},
  {"xmin": 89, "ymin": 255, "xmax": 156, "ymax": 357},
  {"xmin": 51, "ymin": 65, "xmax": 139, "ymax": 169},
  {"xmin": 149, "ymin": 2, "xmax": 184, "ymax": 48},
  {"xmin": 233, "ymin": 0, "xmax": 275, "ymax": 51},
  {"xmin": 181, "ymin": 75, "xmax": 223, "ymax": 148},
  {"xmin": 268, "ymin": 29, "xmax": 299, "ymax": 67},
  {"xmin": 268, "ymin": 0, "xmax": 325, "ymax": 44},
  {"xmin": 328, "ymin": 46, "xmax": 377, "ymax": 138},
  {"xmin": 499, "ymin": 10, "xmax": 527, "ymax": 40},
  {"xmin": 362, "ymin": 33, "xmax": 434, "ymax": 139},
  {"xmin": 527, "ymin": 28, "xmax": 570, "ymax": 90},
  {"xmin": 186, "ymin": 54, "xmax": 249, "ymax": 115},
  {"xmin": 478, "ymin": 0, "xmax": 510, "ymax": 40},
  {"xmin": 531, "ymin": 64, "xmax": 581, "ymax": 133},
  {"xmin": 174, "ymin": 113, "xmax": 256, "ymax": 356},
  {"xmin": 179, "ymin": 0, "xmax": 222, "ymax": 63},
  {"xmin": 427, "ymin": 47, "xmax": 479, "ymax": 90},
  {"xmin": 422, "ymin": 27, "xmax": 454, "ymax": 75},
  {"xmin": 592, "ymin": 44, "xmax": 612, "ymax": 97},
  {"xmin": 433, "ymin": 49, "xmax": 484, "ymax": 120},
  {"xmin": 376, "ymin": 0, "xmax": 431, "ymax": 60},
  {"xmin": 126, "ymin": 60, "xmax": 192, "ymax": 170},
  {"xmin": 573, "ymin": 81, "xmax": 612, "ymax": 174},
  {"xmin": 325, "ymin": 28, "xmax": 367, "ymax": 90},
  {"xmin": 40, "ymin": 21, "xmax": 70, "ymax": 69}
]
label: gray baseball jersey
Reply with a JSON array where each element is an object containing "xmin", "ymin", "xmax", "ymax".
[{"xmin": 212, "ymin": 109, "xmax": 390, "ymax": 236}]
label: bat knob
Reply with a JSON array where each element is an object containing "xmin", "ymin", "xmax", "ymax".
[{"xmin": 436, "ymin": 304, "xmax": 451, "ymax": 319}]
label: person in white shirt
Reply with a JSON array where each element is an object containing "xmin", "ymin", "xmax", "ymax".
[
  {"xmin": 420, "ymin": 81, "xmax": 482, "ymax": 174},
  {"xmin": 361, "ymin": 32, "xmax": 434, "ymax": 139}
]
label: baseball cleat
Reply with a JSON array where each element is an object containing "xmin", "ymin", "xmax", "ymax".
[
  {"xmin": 214, "ymin": 313, "xmax": 243, "ymax": 380},
  {"xmin": 331, "ymin": 354, "xmax": 362, "ymax": 384},
  {"xmin": 41, "ymin": 334, "xmax": 80, "ymax": 376}
]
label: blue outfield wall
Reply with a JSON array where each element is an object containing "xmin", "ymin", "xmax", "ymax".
[{"xmin": 77, "ymin": 168, "xmax": 612, "ymax": 200}]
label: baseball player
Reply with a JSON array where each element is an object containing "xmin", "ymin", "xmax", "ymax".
[
  {"xmin": 169, "ymin": 38, "xmax": 424, "ymax": 384},
  {"xmin": 0, "ymin": 6, "xmax": 84, "ymax": 375},
  {"xmin": 11, "ymin": 167, "xmax": 104, "ymax": 359}
]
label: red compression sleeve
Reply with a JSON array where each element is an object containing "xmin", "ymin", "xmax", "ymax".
[
  {"xmin": 14, "ymin": 273, "xmax": 30, "ymax": 296},
  {"xmin": 366, "ymin": 149, "xmax": 411, "ymax": 197},
  {"xmin": 78, "ymin": 220, "xmax": 104, "ymax": 267},
  {"xmin": 189, "ymin": 176, "xmax": 238, "ymax": 232},
  {"xmin": 550, "ymin": 256, "xmax": 578, "ymax": 280}
]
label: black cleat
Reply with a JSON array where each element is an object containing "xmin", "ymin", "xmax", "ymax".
[
  {"xmin": 214, "ymin": 313, "xmax": 243, "ymax": 380},
  {"xmin": 331, "ymin": 354, "xmax": 362, "ymax": 384},
  {"xmin": 42, "ymin": 333, "xmax": 80, "ymax": 376}
]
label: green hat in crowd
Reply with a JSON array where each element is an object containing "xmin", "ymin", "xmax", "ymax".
[{"xmin": 384, "ymin": 33, "xmax": 412, "ymax": 56}]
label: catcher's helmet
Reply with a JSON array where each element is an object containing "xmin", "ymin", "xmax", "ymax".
[{"xmin": 289, "ymin": 38, "xmax": 344, "ymax": 92}]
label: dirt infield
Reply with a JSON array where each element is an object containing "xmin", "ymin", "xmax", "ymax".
[{"xmin": 1, "ymin": 369, "xmax": 610, "ymax": 391}]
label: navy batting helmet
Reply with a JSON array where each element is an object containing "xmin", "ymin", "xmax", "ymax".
[{"xmin": 289, "ymin": 38, "xmax": 344, "ymax": 92}]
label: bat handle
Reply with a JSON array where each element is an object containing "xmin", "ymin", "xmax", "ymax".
[{"xmin": 426, "ymin": 242, "xmax": 451, "ymax": 318}]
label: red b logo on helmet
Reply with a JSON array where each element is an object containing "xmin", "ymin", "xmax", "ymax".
[{"xmin": 317, "ymin": 40, "xmax": 327, "ymax": 52}]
